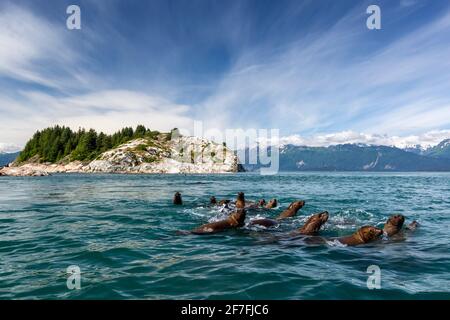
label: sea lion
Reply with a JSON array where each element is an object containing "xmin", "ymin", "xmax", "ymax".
[
  {"xmin": 276, "ymin": 200, "xmax": 305, "ymax": 220},
  {"xmin": 383, "ymin": 214, "xmax": 405, "ymax": 236},
  {"xmin": 210, "ymin": 196, "xmax": 217, "ymax": 205},
  {"xmin": 236, "ymin": 192, "xmax": 245, "ymax": 209},
  {"xmin": 249, "ymin": 218, "xmax": 279, "ymax": 228},
  {"xmin": 297, "ymin": 211, "xmax": 329, "ymax": 235},
  {"xmin": 173, "ymin": 192, "xmax": 182, "ymax": 205},
  {"xmin": 250, "ymin": 200, "xmax": 304, "ymax": 228},
  {"xmin": 406, "ymin": 220, "xmax": 419, "ymax": 231},
  {"xmin": 191, "ymin": 209, "xmax": 247, "ymax": 235},
  {"xmin": 218, "ymin": 199, "xmax": 231, "ymax": 206},
  {"xmin": 265, "ymin": 199, "xmax": 278, "ymax": 209},
  {"xmin": 337, "ymin": 226, "xmax": 383, "ymax": 246}
]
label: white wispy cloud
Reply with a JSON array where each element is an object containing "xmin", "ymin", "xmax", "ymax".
[
  {"xmin": 1, "ymin": 1, "xmax": 450, "ymax": 152},
  {"xmin": 276, "ymin": 130, "xmax": 450, "ymax": 148},
  {"xmin": 0, "ymin": 4, "xmax": 192, "ymax": 147},
  {"xmin": 197, "ymin": 4, "xmax": 450, "ymax": 137},
  {"xmin": 0, "ymin": 4, "xmax": 85, "ymax": 89},
  {"xmin": 0, "ymin": 90, "xmax": 193, "ymax": 146}
]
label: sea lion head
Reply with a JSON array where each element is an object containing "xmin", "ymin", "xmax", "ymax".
[
  {"xmin": 229, "ymin": 209, "xmax": 246, "ymax": 227},
  {"xmin": 236, "ymin": 192, "xmax": 245, "ymax": 208},
  {"xmin": 173, "ymin": 192, "xmax": 182, "ymax": 205},
  {"xmin": 258, "ymin": 199, "xmax": 266, "ymax": 206},
  {"xmin": 299, "ymin": 211, "xmax": 329, "ymax": 234},
  {"xmin": 383, "ymin": 214, "xmax": 405, "ymax": 236},
  {"xmin": 210, "ymin": 196, "xmax": 217, "ymax": 205},
  {"xmin": 386, "ymin": 214, "xmax": 405, "ymax": 228},
  {"xmin": 290, "ymin": 200, "xmax": 305, "ymax": 212},
  {"xmin": 407, "ymin": 220, "xmax": 419, "ymax": 231},
  {"xmin": 357, "ymin": 226, "xmax": 383, "ymax": 243},
  {"xmin": 266, "ymin": 199, "xmax": 278, "ymax": 209}
]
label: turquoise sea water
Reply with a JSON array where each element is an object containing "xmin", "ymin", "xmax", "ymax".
[{"xmin": 0, "ymin": 172, "xmax": 449, "ymax": 299}]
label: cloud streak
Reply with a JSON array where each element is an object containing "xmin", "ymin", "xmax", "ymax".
[
  {"xmin": 0, "ymin": 90, "xmax": 193, "ymax": 146},
  {"xmin": 197, "ymin": 2, "xmax": 450, "ymax": 138},
  {"xmin": 1, "ymin": 1, "xmax": 450, "ymax": 152},
  {"xmin": 277, "ymin": 129, "xmax": 450, "ymax": 149}
]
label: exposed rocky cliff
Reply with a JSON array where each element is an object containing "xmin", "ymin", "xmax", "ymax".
[{"xmin": 1, "ymin": 136, "xmax": 242, "ymax": 176}]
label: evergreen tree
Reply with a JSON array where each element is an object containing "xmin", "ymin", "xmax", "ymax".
[{"xmin": 17, "ymin": 125, "xmax": 156, "ymax": 163}]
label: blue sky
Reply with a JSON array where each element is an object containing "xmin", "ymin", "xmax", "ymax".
[{"xmin": 1, "ymin": 0, "xmax": 450, "ymax": 151}]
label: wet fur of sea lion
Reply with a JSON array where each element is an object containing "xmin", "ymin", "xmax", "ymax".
[
  {"xmin": 276, "ymin": 200, "xmax": 305, "ymax": 220},
  {"xmin": 173, "ymin": 192, "xmax": 182, "ymax": 205},
  {"xmin": 297, "ymin": 211, "xmax": 329, "ymax": 235},
  {"xmin": 249, "ymin": 218, "xmax": 279, "ymax": 228},
  {"xmin": 249, "ymin": 200, "xmax": 304, "ymax": 228},
  {"xmin": 337, "ymin": 226, "xmax": 383, "ymax": 246},
  {"xmin": 383, "ymin": 214, "xmax": 405, "ymax": 237},
  {"xmin": 265, "ymin": 199, "xmax": 278, "ymax": 209},
  {"xmin": 190, "ymin": 209, "xmax": 247, "ymax": 235},
  {"xmin": 219, "ymin": 199, "xmax": 231, "ymax": 206},
  {"xmin": 236, "ymin": 192, "xmax": 245, "ymax": 209}
]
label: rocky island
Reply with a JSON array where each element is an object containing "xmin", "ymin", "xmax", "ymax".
[{"xmin": 0, "ymin": 125, "xmax": 243, "ymax": 176}]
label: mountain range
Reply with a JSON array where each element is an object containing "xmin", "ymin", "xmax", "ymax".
[
  {"xmin": 242, "ymin": 138, "xmax": 450, "ymax": 172},
  {"xmin": 404, "ymin": 139, "xmax": 450, "ymax": 159}
]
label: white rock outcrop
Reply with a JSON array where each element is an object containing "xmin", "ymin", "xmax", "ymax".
[{"xmin": 0, "ymin": 136, "xmax": 242, "ymax": 176}]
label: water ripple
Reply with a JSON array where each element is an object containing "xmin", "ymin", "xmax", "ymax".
[{"xmin": 0, "ymin": 172, "xmax": 449, "ymax": 299}]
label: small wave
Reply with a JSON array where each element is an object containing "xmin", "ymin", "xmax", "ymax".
[
  {"xmin": 182, "ymin": 208, "xmax": 208, "ymax": 218},
  {"xmin": 326, "ymin": 239, "xmax": 347, "ymax": 247},
  {"xmin": 245, "ymin": 221, "xmax": 280, "ymax": 231}
]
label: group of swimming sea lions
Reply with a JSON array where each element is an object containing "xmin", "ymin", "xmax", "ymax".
[{"xmin": 173, "ymin": 191, "xmax": 419, "ymax": 246}]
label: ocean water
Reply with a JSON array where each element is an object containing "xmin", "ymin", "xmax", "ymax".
[{"xmin": 0, "ymin": 172, "xmax": 449, "ymax": 300}]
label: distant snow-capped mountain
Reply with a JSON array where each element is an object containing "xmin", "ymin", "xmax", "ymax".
[
  {"xmin": 421, "ymin": 139, "xmax": 450, "ymax": 159},
  {"xmin": 242, "ymin": 139, "xmax": 450, "ymax": 172}
]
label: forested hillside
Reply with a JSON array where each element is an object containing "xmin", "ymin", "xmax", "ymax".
[{"xmin": 17, "ymin": 125, "xmax": 163, "ymax": 163}]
